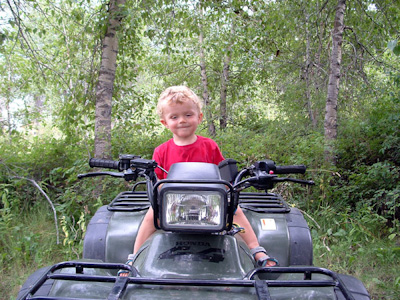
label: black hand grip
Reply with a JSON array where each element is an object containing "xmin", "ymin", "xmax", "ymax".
[
  {"xmin": 275, "ymin": 165, "xmax": 306, "ymax": 174},
  {"xmin": 89, "ymin": 158, "xmax": 120, "ymax": 170}
]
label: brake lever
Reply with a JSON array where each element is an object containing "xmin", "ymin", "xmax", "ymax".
[
  {"xmin": 78, "ymin": 168, "xmax": 141, "ymax": 181},
  {"xmin": 78, "ymin": 172, "xmax": 124, "ymax": 179},
  {"xmin": 273, "ymin": 177, "xmax": 315, "ymax": 185},
  {"xmin": 240, "ymin": 173, "xmax": 276, "ymax": 190}
]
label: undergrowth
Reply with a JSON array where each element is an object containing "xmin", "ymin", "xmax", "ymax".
[
  {"xmin": 309, "ymin": 205, "xmax": 400, "ymax": 299},
  {"xmin": 1, "ymin": 123, "xmax": 399, "ymax": 299},
  {"xmin": 0, "ymin": 206, "xmax": 71, "ymax": 299}
]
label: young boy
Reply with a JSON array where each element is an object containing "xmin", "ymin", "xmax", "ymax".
[{"xmin": 125, "ymin": 86, "xmax": 277, "ymax": 274}]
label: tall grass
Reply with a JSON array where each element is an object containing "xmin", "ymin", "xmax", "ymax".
[
  {"xmin": 309, "ymin": 205, "xmax": 400, "ymax": 299},
  {"xmin": 0, "ymin": 206, "xmax": 71, "ymax": 299}
]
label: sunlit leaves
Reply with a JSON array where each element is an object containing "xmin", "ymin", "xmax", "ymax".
[
  {"xmin": 388, "ymin": 40, "xmax": 400, "ymax": 56},
  {"xmin": 1, "ymin": 0, "xmax": 399, "ymax": 148},
  {"xmin": 0, "ymin": 0, "xmax": 108, "ymax": 141}
]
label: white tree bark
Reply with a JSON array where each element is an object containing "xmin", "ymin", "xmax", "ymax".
[
  {"xmin": 94, "ymin": 0, "xmax": 126, "ymax": 158},
  {"xmin": 198, "ymin": 4, "xmax": 215, "ymax": 136},
  {"xmin": 324, "ymin": 0, "xmax": 346, "ymax": 164},
  {"xmin": 219, "ymin": 21, "xmax": 234, "ymax": 130}
]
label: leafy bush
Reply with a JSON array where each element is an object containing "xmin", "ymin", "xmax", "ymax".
[
  {"xmin": 310, "ymin": 204, "xmax": 400, "ymax": 299},
  {"xmin": 337, "ymin": 90, "xmax": 400, "ymax": 167},
  {"xmin": 112, "ymin": 127, "xmax": 170, "ymax": 159},
  {"xmin": 322, "ymin": 162, "xmax": 400, "ymax": 226},
  {"xmin": 1, "ymin": 100, "xmax": 399, "ymax": 299}
]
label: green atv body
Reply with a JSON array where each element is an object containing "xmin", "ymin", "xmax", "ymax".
[{"xmin": 17, "ymin": 158, "xmax": 370, "ymax": 300}]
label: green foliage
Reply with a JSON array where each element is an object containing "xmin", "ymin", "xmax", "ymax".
[
  {"xmin": 1, "ymin": 124, "xmax": 399, "ymax": 299},
  {"xmin": 0, "ymin": 205, "xmax": 71, "ymax": 298},
  {"xmin": 60, "ymin": 212, "xmax": 87, "ymax": 255},
  {"xmin": 112, "ymin": 127, "xmax": 170, "ymax": 159},
  {"xmin": 337, "ymin": 68, "xmax": 400, "ymax": 166},
  {"xmin": 212, "ymin": 127, "xmax": 270, "ymax": 165},
  {"xmin": 310, "ymin": 204, "xmax": 400, "ymax": 299},
  {"xmin": 388, "ymin": 40, "xmax": 400, "ymax": 56},
  {"xmin": 322, "ymin": 162, "xmax": 399, "ymax": 211},
  {"xmin": 326, "ymin": 72, "xmax": 400, "ymax": 227},
  {"xmin": 1, "ymin": 0, "xmax": 400, "ymax": 298}
]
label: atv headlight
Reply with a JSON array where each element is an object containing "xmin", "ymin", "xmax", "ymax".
[{"xmin": 160, "ymin": 190, "xmax": 226, "ymax": 232}]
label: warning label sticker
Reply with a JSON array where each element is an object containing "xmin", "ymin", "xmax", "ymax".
[{"xmin": 261, "ymin": 218, "xmax": 277, "ymax": 231}]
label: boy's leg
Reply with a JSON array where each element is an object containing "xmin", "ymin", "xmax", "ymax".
[
  {"xmin": 119, "ymin": 208, "xmax": 157, "ymax": 277},
  {"xmin": 133, "ymin": 207, "xmax": 157, "ymax": 254},
  {"xmin": 233, "ymin": 207, "xmax": 277, "ymax": 266}
]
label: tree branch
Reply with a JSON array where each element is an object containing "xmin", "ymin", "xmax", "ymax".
[{"xmin": 11, "ymin": 176, "xmax": 60, "ymax": 245}]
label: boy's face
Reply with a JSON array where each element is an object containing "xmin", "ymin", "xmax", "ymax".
[{"xmin": 160, "ymin": 100, "xmax": 203, "ymax": 143}]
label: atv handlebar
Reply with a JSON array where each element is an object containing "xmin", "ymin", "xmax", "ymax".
[
  {"xmin": 79, "ymin": 156, "xmax": 314, "ymax": 192},
  {"xmin": 79, "ymin": 155, "xmax": 158, "ymax": 184},
  {"xmin": 89, "ymin": 155, "xmax": 147, "ymax": 172},
  {"xmin": 253, "ymin": 160, "xmax": 306, "ymax": 175},
  {"xmin": 89, "ymin": 158, "xmax": 121, "ymax": 170},
  {"xmin": 231, "ymin": 160, "xmax": 314, "ymax": 191},
  {"xmin": 275, "ymin": 165, "xmax": 306, "ymax": 174}
]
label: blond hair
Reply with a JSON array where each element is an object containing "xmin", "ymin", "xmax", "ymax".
[{"xmin": 156, "ymin": 86, "xmax": 203, "ymax": 118}]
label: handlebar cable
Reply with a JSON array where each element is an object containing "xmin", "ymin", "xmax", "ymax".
[
  {"xmin": 157, "ymin": 165, "xmax": 168, "ymax": 175},
  {"xmin": 233, "ymin": 178, "xmax": 253, "ymax": 190},
  {"xmin": 141, "ymin": 173, "xmax": 155, "ymax": 207},
  {"xmin": 233, "ymin": 168, "xmax": 251, "ymax": 185}
]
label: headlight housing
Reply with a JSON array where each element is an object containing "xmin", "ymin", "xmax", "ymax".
[
  {"xmin": 161, "ymin": 190, "xmax": 226, "ymax": 232},
  {"xmin": 154, "ymin": 162, "xmax": 233, "ymax": 233}
]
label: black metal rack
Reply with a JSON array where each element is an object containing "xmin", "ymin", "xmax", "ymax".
[
  {"xmin": 21, "ymin": 262, "xmax": 357, "ymax": 300},
  {"xmin": 107, "ymin": 188, "xmax": 290, "ymax": 214},
  {"xmin": 239, "ymin": 192, "xmax": 290, "ymax": 213},
  {"xmin": 108, "ymin": 191, "xmax": 150, "ymax": 212}
]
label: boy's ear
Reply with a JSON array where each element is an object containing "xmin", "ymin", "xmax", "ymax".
[
  {"xmin": 160, "ymin": 119, "xmax": 168, "ymax": 128},
  {"xmin": 198, "ymin": 112, "xmax": 203, "ymax": 123}
]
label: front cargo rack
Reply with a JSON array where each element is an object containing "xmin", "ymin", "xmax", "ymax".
[
  {"xmin": 239, "ymin": 192, "xmax": 290, "ymax": 213},
  {"xmin": 108, "ymin": 191, "xmax": 150, "ymax": 212},
  {"xmin": 108, "ymin": 188, "xmax": 290, "ymax": 213},
  {"xmin": 19, "ymin": 261, "xmax": 359, "ymax": 300}
]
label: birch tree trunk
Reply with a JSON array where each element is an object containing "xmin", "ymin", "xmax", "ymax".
[
  {"xmin": 219, "ymin": 22, "xmax": 234, "ymax": 130},
  {"xmin": 94, "ymin": 0, "xmax": 126, "ymax": 159},
  {"xmin": 219, "ymin": 51, "xmax": 231, "ymax": 130},
  {"xmin": 198, "ymin": 4, "xmax": 215, "ymax": 136},
  {"xmin": 324, "ymin": 0, "xmax": 346, "ymax": 164},
  {"xmin": 304, "ymin": 12, "xmax": 316, "ymax": 129}
]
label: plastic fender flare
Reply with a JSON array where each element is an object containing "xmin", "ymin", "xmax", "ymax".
[
  {"xmin": 286, "ymin": 207, "xmax": 313, "ymax": 265},
  {"xmin": 335, "ymin": 274, "xmax": 371, "ymax": 300},
  {"xmin": 83, "ymin": 205, "xmax": 113, "ymax": 261}
]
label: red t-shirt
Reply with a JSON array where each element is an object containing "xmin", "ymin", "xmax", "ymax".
[{"xmin": 152, "ymin": 135, "xmax": 225, "ymax": 179}]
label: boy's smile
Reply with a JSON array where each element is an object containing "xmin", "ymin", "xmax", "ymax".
[{"xmin": 160, "ymin": 101, "xmax": 203, "ymax": 146}]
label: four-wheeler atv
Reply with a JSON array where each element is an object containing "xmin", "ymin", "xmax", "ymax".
[{"xmin": 17, "ymin": 155, "xmax": 370, "ymax": 299}]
